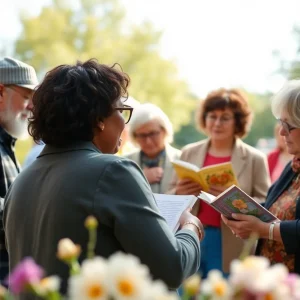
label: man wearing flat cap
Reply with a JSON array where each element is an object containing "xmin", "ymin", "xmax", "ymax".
[{"xmin": 0, "ymin": 57, "xmax": 38, "ymax": 284}]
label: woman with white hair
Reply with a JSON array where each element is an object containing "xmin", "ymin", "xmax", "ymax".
[
  {"xmin": 223, "ymin": 80, "xmax": 300, "ymax": 274},
  {"xmin": 125, "ymin": 103, "xmax": 181, "ymax": 193}
]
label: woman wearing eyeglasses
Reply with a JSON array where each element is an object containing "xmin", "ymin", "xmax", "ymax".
[
  {"xmin": 3, "ymin": 60, "xmax": 203, "ymax": 294},
  {"xmin": 222, "ymin": 80, "xmax": 300, "ymax": 275},
  {"xmin": 168, "ymin": 88, "xmax": 271, "ymax": 278},
  {"xmin": 125, "ymin": 103, "xmax": 181, "ymax": 193}
]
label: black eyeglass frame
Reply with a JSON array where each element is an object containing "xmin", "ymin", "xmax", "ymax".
[
  {"xmin": 277, "ymin": 118, "xmax": 297, "ymax": 133},
  {"xmin": 114, "ymin": 105, "xmax": 134, "ymax": 124}
]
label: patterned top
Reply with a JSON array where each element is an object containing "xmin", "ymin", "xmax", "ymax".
[
  {"xmin": 0, "ymin": 127, "xmax": 20, "ymax": 284},
  {"xmin": 140, "ymin": 149, "xmax": 166, "ymax": 169},
  {"xmin": 139, "ymin": 149, "xmax": 166, "ymax": 193},
  {"xmin": 258, "ymin": 175, "xmax": 300, "ymax": 272}
]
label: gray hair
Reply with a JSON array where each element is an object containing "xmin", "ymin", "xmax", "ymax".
[
  {"xmin": 129, "ymin": 103, "xmax": 173, "ymax": 144},
  {"xmin": 272, "ymin": 80, "xmax": 300, "ymax": 127}
]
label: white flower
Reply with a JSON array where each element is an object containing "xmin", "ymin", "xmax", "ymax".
[
  {"xmin": 57, "ymin": 238, "xmax": 81, "ymax": 261},
  {"xmin": 251, "ymin": 264, "xmax": 288, "ymax": 293},
  {"xmin": 68, "ymin": 257, "xmax": 108, "ymax": 300},
  {"xmin": 229, "ymin": 256, "xmax": 297, "ymax": 299},
  {"xmin": 145, "ymin": 280, "xmax": 179, "ymax": 300},
  {"xmin": 107, "ymin": 252, "xmax": 151, "ymax": 300},
  {"xmin": 39, "ymin": 276, "xmax": 61, "ymax": 295},
  {"xmin": 229, "ymin": 256, "xmax": 270, "ymax": 289},
  {"xmin": 201, "ymin": 270, "xmax": 231, "ymax": 300}
]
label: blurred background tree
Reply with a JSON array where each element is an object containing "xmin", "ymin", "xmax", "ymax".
[
  {"xmin": 14, "ymin": 0, "xmax": 195, "ymax": 131},
  {"xmin": 10, "ymin": 0, "xmax": 281, "ymax": 162},
  {"xmin": 13, "ymin": 0, "xmax": 198, "ymax": 162}
]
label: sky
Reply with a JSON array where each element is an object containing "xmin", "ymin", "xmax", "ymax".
[{"xmin": 1, "ymin": 0, "xmax": 300, "ymax": 98}]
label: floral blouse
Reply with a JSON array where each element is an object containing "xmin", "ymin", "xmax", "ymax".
[{"xmin": 258, "ymin": 175, "xmax": 300, "ymax": 272}]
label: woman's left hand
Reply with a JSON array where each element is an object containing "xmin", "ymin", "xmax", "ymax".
[
  {"xmin": 221, "ymin": 214, "xmax": 267, "ymax": 239},
  {"xmin": 207, "ymin": 185, "xmax": 228, "ymax": 196}
]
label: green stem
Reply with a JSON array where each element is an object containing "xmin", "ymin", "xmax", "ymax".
[
  {"xmin": 46, "ymin": 291, "xmax": 62, "ymax": 300},
  {"xmin": 239, "ymin": 232, "xmax": 259, "ymax": 261},
  {"xmin": 87, "ymin": 228, "xmax": 97, "ymax": 259},
  {"xmin": 69, "ymin": 260, "xmax": 81, "ymax": 276}
]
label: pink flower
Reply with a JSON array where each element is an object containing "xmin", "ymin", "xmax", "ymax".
[
  {"xmin": 7, "ymin": 257, "xmax": 44, "ymax": 294},
  {"xmin": 284, "ymin": 273, "xmax": 300, "ymax": 298}
]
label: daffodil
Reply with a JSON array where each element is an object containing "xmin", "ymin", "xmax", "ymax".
[
  {"xmin": 107, "ymin": 252, "xmax": 150, "ymax": 300},
  {"xmin": 68, "ymin": 257, "xmax": 108, "ymax": 300},
  {"xmin": 201, "ymin": 270, "xmax": 231, "ymax": 300}
]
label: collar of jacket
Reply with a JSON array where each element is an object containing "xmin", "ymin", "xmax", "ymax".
[
  {"xmin": 0, "ymin": 126, "xmax": 16, "ymax": 147},
  {"xmin": 37, "ymin": 141, "xmax": 102, "ymax": 158}
]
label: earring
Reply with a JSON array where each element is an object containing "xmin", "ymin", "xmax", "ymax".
[{"xmin": 100, "ymin": 123, "xmax": 105, "ymax": 131}]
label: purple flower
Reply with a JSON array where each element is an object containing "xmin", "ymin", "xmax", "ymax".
[{"xmin": 7, "ymin": 257, "xmax": 44, "ymax": 294}]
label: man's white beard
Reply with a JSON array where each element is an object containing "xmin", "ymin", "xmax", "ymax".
[{"xmin": 0, "ymin": 107, "xmax": 30, "ymax": 140}]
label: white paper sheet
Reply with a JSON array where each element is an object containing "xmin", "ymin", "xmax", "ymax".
[{"xmin": 154, "ymin": 193, "xmax": 197, "ymax": 233}]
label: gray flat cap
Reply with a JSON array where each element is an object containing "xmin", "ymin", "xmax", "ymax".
[{"xmin": 0, "ymin": 57, "xmax": 38, "ymax": 90}]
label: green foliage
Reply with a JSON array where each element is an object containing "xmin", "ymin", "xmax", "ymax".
[
  {"xmin": 13, "ymin": 0, "xmax": 194, "ymax": 130},
  {"xmin": 244, "ymin": 105, "xmax": 276, "ymax": 146},
  {"xmin": 173, "ymin": 110, "xmax": 206, "ymax": 148}
]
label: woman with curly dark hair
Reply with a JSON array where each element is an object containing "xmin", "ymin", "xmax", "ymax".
[
  {"xmin": 168, "ymin": 88, "xmax": 271, "ymax": 278},
  {"xmin": 3, "ymin": 59, "xmax": 202, "ymax": 296}
]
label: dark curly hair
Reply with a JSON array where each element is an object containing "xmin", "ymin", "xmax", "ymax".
[
  {"xmin": 28, "ymin": 59, "xmax": 130, "ymax": 146},
  {"xmin": 196, "ymin": 88, "xmax": 253, "ymax": 138}
]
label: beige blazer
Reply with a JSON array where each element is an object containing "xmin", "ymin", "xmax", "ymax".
[
  {"xmin": 168, "ymin": 138, "xmax": 271, "ymax": 272},
  {"xmin": 126, "ymin": 145, "xmax": 181, "ymax": 194}
]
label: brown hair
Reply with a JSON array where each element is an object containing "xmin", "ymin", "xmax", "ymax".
[{"xmin": 196, "ymin": 88, "xmax": 253, "ymax": 138}]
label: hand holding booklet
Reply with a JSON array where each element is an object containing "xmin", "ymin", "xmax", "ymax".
[
  {"xmin": 198, "ymin": 185, "xmax": 278, "ymax": 222},
  {"xmin": 154, "ymin": 193, "xmax": 197, "ymax": 233},
  {"xmin": 172, "ymin": 160, "xmax": 238, "ymax": 192}
]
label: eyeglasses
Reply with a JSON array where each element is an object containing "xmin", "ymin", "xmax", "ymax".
[
  {"xmin": 5, "ymin": 85, "xmax": 33, "ymax": 102},
  {"xmin": 134, "ymin": 130, "xmax": 161, "ymax": 141},
  {"xmin": 115, "ymin": 105, "xmax": 133, "ymax": 124},
  {"xmin": 277, "ymin": 119, "xmax": 298, "ymax": 133},
  {"xmin": 206, "ymin": 114, "xmax": 234, "ymax": 124}
]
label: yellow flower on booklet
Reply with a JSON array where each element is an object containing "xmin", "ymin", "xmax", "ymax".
[{"xmin": 232, "ymin": 199, "xmax": 248, "ymax": 210}]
